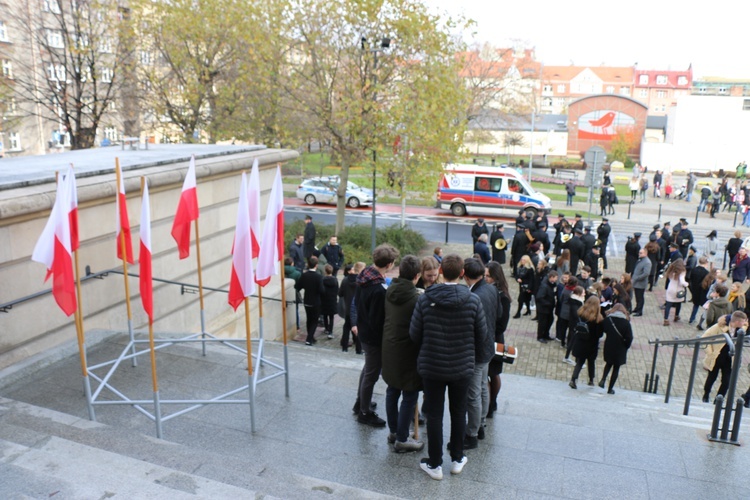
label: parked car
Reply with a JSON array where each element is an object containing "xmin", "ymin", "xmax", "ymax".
[{"xmin": 296, "ymin": 176, "xmax": 373, "ymax": 208}]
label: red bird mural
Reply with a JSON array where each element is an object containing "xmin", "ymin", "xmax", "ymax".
[{"xmin": 588, "ymin": 111, "xmax": 615, "ymax": 130}]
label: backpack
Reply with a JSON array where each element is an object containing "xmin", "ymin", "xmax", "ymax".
[{"xmin": 574, "ymin": 320, "xmax": 590, "ymax": 340}]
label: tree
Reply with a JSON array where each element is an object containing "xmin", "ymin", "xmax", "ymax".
[
  {"xmin": 281, "ymin": 0, "xmax": 469, "ymax": 234},
  {"xmin": 7, "ymin": 0, "xmax": 132, "ymax": 150},
  {"xmin": 607, "ymin": 126, "xmax": 639, "ymax": 163},
  {"xmin": 131, "ymin": 0, "xmax": 258, "ymax": 143},
  {"xmin": 503, "ymin": 131, "xmax": 525, "ymax": 162}
]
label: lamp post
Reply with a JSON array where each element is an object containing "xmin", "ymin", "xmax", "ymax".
[{"xmin": 362, "ymin": 36, "xmax": 391, "ymax": 254}]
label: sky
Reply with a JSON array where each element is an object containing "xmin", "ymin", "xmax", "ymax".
[{"xmin": 428, "ymin": 0, "xmax": 750, "ymax": 79}]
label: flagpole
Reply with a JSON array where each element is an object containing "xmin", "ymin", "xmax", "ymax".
[
  {"xmin": 194, "ymin": 218, "xmax": 207, "ymax": 356},
  {"xmin": 244, "ymin": 297, "xmax": 256, "ymax": 433},
  {"xmin": 257, "ymin": 286, "xmax": 264, "ymax": 371},
  {"xmin": 115, "ymin": 160, "xmax": 137, "ymax": 367},
  {"xmin": 280, "ymin": 262, "xmax": 290, "ymax": 397},
  {"xmin": 151, "ymin": 315, "xmax": 163, "ymax": 439}
]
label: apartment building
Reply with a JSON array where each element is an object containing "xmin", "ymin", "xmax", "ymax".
[
  {"xmin": 540, "ymin": 66, "xmax": 634, "ymax": 115},
  {"xmin": 692, "ymin": 77, "xmax": 750, "ymax": 98},
  {"xmin": 632, "ymin": 66, "xmax": 693, "ymax": 115}
]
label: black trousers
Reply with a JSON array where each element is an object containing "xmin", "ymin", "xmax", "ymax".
[
  {"xmin": 304, "ymin": 305, "xmax": 319, "ymax": 343},
  {"xmin": 633, "ymin": 287, "xmax": 646, "ymax": 314},
  {"xmin": 422, "ymin": 376, "xmax": 470, "ymax": 467},
  {"xmin": 704, "ymin": 346, "xmax": 732, "ymax": 397},
  {"xmin": 537, "ymin": 312, "xmax": 554, "ymax": 339}
]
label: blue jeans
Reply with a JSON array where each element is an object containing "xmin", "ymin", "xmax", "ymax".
[
  {"xmin": 686, "ymin": 191, "xmax": 693, "ymax": 202},
  {"xmin": 385, "ymin": 386, "xmax": 419, "ymax": 442},
  {"xmin": 664, "ymin": 301, "xmax": 682, "ymax": 320},
  {"xmin": 698, "ymin": 198, "xmax": 707, "ymax": 212},
  {"xmin": 422, "ymin": 376, "xmax": 470, "ymax": 467},
  {"xmin": 566, "ymin": 193, "xmax": 574, "ymax": 206},
  {"xmin": 466, "ymin": 362, "xmax": 490, "ymax": 437},
  {"xmin": 689, "ymin": 303, "xmax": 701, "ymax": 323}
]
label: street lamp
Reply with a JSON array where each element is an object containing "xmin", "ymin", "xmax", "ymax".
[{"xmin": 362, "ymin": 36, "xmax": 391, "ymax": 254}]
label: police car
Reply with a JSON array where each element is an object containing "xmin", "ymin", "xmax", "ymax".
[{"xmin": 296, "ymin": 176, "xmax": 373, "ymax": 208}]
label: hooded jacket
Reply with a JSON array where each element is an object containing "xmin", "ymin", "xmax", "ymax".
[
  {"xmin": 354, "ymin": 266, "xmax": 388, "ymax": 346},
  {"xmin": 381, "ymin": 278, "xmax": 422, "ymax": 392},
  {"xmin": 706, "ymin": 296, "xmax": 732, "ymax": 328},
  {"xmin": 409, "ymin": 283, "xmax": 488, "ymax": 381}
]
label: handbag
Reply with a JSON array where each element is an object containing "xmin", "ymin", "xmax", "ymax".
[
  {"xmin": 676, "ymin": 287, "xmax": 687, "ymax": 301},
  {"xmin": 495, "ymin": 343, "xmax": 518, "ymax": 364},
  {"xmin": 608, "ymin": 317, "xmax": 627, "ymax": 346}
]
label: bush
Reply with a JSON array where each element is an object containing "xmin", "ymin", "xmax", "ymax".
[{"xmin": 284, "ymin": 220, "xmax": 426, "ymax": 266}]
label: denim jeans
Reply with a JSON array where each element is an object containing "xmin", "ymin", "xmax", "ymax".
[
  {"xmin": 422, "ymin": 376, "xmax": 470, "ymax": 467},
  {"xmin": 385, "ymin": 386, "xmax": 420, "ymax": 442},
  {"xmin": 566, "ymin": 193, "xmax": 574, "ymax": 206},
  {"xmin": 466, "ymin": 362, "xmax": 490, "ymax": 437},
  {"xmin": 689, "ymin": 303, "xmax": 701, "ymax": 323},
  {"xmin": 664, "ymin": 301, "xmax": 682, "ymax": 320},
  {"xmin": 698, "ymin": 198, "xmax": 707, "ymax": 212}
]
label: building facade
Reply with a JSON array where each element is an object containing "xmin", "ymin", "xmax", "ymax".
[{"xmin": 633, "ymin": 66, "xmax": 693, "ymax": 115}]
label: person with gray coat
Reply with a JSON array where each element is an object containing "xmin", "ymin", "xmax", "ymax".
[
  {"xmin": 631, "ymin": 248, "xmax": 652, "ymax": 316},
  {"xmin": 410, "ymin": 254, "xmax": 488, "ymax": 480},
  {"xmin": 462, "ymin": 258, "xmax": 502, "ymax": 449},
  {"xmin": 382, "ymin": 255, "xmax": 425, "ymax": 453}
]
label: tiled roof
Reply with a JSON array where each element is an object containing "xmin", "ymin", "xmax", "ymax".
[
  {"xmin": 543, "ymin": 66, "xmax": 634, "ymax": 83},
  {"xmin": 458, "ymin": 49, "xmax": 541, "ymax": 79},
  {"xmin": 634, "ymin": 67, "xmax": 692, "ymax": 88}
]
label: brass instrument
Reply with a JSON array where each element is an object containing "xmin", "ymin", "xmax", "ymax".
[
  {"xmin": 560, "ymin": 233, "xmax": 573, "ymax": 244},
  {"xmin": 597, "ymin": 256, "xmax": 604, "ymax": 277},
  {"xmin": 525, "ymin": 228, "xmax": 535, "ymax": 243},
  {"xmin": 494, "ymin": 238, "xmax": 507, "ymax": 250}
]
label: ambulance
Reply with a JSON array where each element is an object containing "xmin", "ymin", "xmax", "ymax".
[{"xmin": 437, "ymin": 164, "xmax": 552, "ymax": 217}]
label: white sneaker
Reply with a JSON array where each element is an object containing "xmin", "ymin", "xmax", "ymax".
[
  {"xmin": 450, "ymin": 456, "xmax": 468, "ymax": 475},
  {"xmin": 563, "ymin": 358, "xmax": 575, "ymax": 365},
  {"xmin": 420, "ymin": 459, "xmax": 443, "ymax": 480}
]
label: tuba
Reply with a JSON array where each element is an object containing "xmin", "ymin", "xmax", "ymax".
[
  {"xmin": 494, "ymin": 238, "xmax": 507, "ymax": 250},
  {"xmin": 560, "ymin": 233, "xmax": 573, "ymax": 244}
]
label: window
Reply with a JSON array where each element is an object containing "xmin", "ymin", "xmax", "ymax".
[
  {"xmin": 678, "ymin": 76, "xmax": 688, "ymax": 86},
  {"xmin": 9, "ymin": 132, "xmax": 21, "ymax": 150},
  {"xmin": 506, "ymin": 179, "xmax": 527, "ymax": 195},
  {"xmin": 140, "ymin": 51, "xmax": 151, "ymax": 65},
  {"xmin": 1, "ymin": 59, "xmax": 11, "ymax": 79},
  {"xmin": 46, "ymin": 29, "xmax": 64, "ymax": 49},
  {"xmin": 697, "ymin": 87, "xmax": 707, "ymax": 93},
  {"xmin": 104, "ymin": 126, "xmax": 118, "ymax": 141},
  {"xmin": 656, "ymin": 75, "xmax": 668, "ymax": 85},
  {"xmin": 639, "ymin": 89, "xmax": 648, "ymax": 97},
  {"xmin": 108, "ymin": 100, "xmax": 116, "ymax": 111},
  {"xmin": 718, "ymin": 87, "xmax": 728, "ymax": 94},
  {"xmin": 46, "ymin": 63, "xmax": 66, "ymax": 81},
  {"xmin": 475, "ymin": 176, "xmax": 501, "ymax": 193},
  {"xmin": 101, "ymin": 67, "xmax": 113, "ymax": 83},
  {"xmin": 74, "ymin": 33, "xmax": 89, "ymax": 49},
  {"xmin": 542, "ymin": 97, "xmax": 553, "ymax": 107},
  {"xmin": 656, "ymin": 90, "xmax": 667, "ymax": 98},
  {"xmin": 557, "ymin": 84, "xmax": 566, "ymax": 93},
  {"xmin": 0, "ymin": 21, "xmax": 8, "ymax": 42},
  {"xmin": 43, "ymin": 0, "xmax": 61, "ymax": 14},
  {"xmin": 743, "ymin": 99, "xmax": 750, "ymax": 111},
  {"xmin": 639, "ymin": 74, "xmax": 648, "ymax": 85},
  {"xmin": 543, "ymin": 84, "xmax": 552, "ymax": 93},
  {"xmin": 606, "ymin": 85, "xmax": 614, "ymax": 93},
  {"xmin": 99, "ymin": 36, "xmax": 113, "ymax": 53},
  {"xmin": 620, "ymin": 87, "xmax": 630, "ymax": 96}
]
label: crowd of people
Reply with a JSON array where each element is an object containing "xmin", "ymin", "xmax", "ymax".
[{"xmin": 286, "ymin": 200, "xmax": 750, "ymax": 480}]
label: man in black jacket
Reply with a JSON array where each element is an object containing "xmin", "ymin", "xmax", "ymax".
[
  {"xmin": 563, "ymin": 227, "xmax": 585, "ymax": 275},
  {"xmin": 596, "ymin": 218, "xmax": 611, "ymax": 269},
  {"xmin": 303, "ymin": 215, "xmax": 316, "ymax": 259},
  {"xmin": 471, "ymin": 218, "xmax": 489, "ymax": 245},
  {"xmin": 295, "ymin": 256, "xmax": 324, "ymax": 346},
  {"xmin": 353, "ymin": 244, "xmax": 399, "ymax": 427},
  {"xmin": 410, "ymin": 254, "xmax": 487, "ymax": 480},
  {"xmin": 625, "ymin": 232, "xmax": 642, "ymax": 275},
  {"xmin": 535, "ymin": 270, "xmax": 558, "ymax": 342},
  {"xmin": 489, "ymin": 223, "xmax": 506, "ymax": 264},
  {"xmin": 463, "ymin": 258, "xmax": 501, "ymax": 449},
  {"xmin": 677, "ymin": 218, "xmax": 694, "ymax": 260},
  {"xmin": 552, "ymin": 213, "xmax": 568, "ymax": 256},
  {"xmin": 320, "ymin": 235, "xmax": 344, "ymax": 276}
]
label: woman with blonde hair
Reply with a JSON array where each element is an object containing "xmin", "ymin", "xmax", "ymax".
[
  {"xmin": 568, "ymin": 296, "xmax": 604, "ymax": 389},
  {"xmin": 556, "ymin": 249, "xmax": 571, "ymax": 275},
  {"xmin": 663, "ymin": 259, "xmax": 688, "ymax": 325},
  {"xmin": 729, "ymin": 281, "xmax": 747, "ymax": 312},
  {"xmin": 513, "ymin": 255, "xmax": 535, "ymax": 318},
  {"xmin": 416, "ymin": 256, "xmax": 441, "ymax": 290}
]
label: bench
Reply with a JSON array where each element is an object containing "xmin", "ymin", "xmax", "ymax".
[
  {"xmin": 121, "ymin": 137, "xmax": 148, "ymax": 150},
  {"xmin": 554, "ymin": 169, "xmax": 578, "ymax": 181}
]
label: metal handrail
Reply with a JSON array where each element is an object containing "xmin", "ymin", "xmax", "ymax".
[{"xmin": 0, "ymin": 265, "xmax": 294, "ymax": 313}]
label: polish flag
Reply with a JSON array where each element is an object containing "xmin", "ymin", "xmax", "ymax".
[
  {"xmin": 171, "ymin": 155, "xmax": 199, "ymax": 259},
  {"xmin": 64, "ymin": 166, "xmax": 79, "ymax": 252},
  {"xmin": 256, "ymin": 167, "xmax": 284, "ymax": 287},
  {"xmin": 228, "ymin": 172, "xmax": 255, "ymax": 310},
  {"xmin": 31, "ymin": 173, "xmax": 76, "ymax": 316},
  {"xmin": 139, "ymin": 181, "xmax": 154, "ymax": 321},
  {"xmin": 248, "ymin": 159, "xmax": 261, "ymax": 258},
  {"xmin": 116, "ymin": 170, "xmax": 134, "ymax": 264}
]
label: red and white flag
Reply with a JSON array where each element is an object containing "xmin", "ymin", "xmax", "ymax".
[
  {"xmin": 64, "ymin": 166, "xmax": 79, "ymax": 252},
  {"xmin": 31, "ymin": 173, "xmax": 77, "ymax": 316},
  {"xmin": 139, "ymin": 181, "xmax": 154, "ymax": 321},
  {"xmin": 248, "ymin": 159, "xmax": 261, "ymax": 258},
  {"xmin": 228, "ymin": 172, "xmax": 255, "ymax": 310},
  {"xmin": 256, "ymin": 167, "xmax": 284, "ymax": 287},
  {"xmin": 116, "ymin": 170, "xmax": 134, "ymax": 264},
  {"xmin": 171, "ymin": 155, "xmax": 199, "ymax": 259}
]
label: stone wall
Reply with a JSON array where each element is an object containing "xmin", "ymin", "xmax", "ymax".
[{"xmin": 0, "ymin": 147, "xmax": 299, "ymax": 372}]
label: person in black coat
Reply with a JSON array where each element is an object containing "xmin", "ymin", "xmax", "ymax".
[
  {"xmin": 303, "ymin": 215, "xmax": 316, "ymax": 259},
  {"xmin": 532, "ymin": 223, "xmax": 551, "ymax": 255},
  {"xmin": 599, "ymin": 304, "xmax": 634, "ymax": 394},
  {"xmin": 471, "ymin": 218, "xmax": 489, "ymax": 245},
  {"xmin": 583, "ymin": 246, "xmax": 602, "ymax": 282},
  {"xmin": 320, "ymin": 236, "xmax": 344, "ymax": 276},
  {"xmin": 484, "ymin": 261, "xmax": 511, "ymax": 419},
  {"xmin": 295, "ymin": 256, "xmax": 325, "ymax": 345},
  {"xmin": 597, "ymin": 218, "xmax": 611, "ymax": 269},
  {"xmin": 338, "ymin": 262, "xmax": 364, "ymax": 353},
  {"xmin": 552, "ymin": 214, "xmax": 568, "ymax": 256},
  {"xmin": 513, "ymin": 255, "xmax": 535, "ymax": 317},
  {"xmin": 321, "ymin": 265, "xmax": 339, "ymax": 339},
  {"xmin": 581, "ymin": 226, "xmax": 596, "ymax": 256},
  {"xmin": 568, "ymin": 296, "xmax": 604, "ymax": 389},
  {"xmin": 677, "ymin": 219, "xmax": 694, "ymax": 260},
  {"xmin": 510, "ymin": 224, "xmax": 530, "ymax": 276},
  {"xmin": 289, "ymin": 234, "xmax": 305, "ymax": 271},
  {"xmin": 562, "ymin": 228, "xmax": 585, "ymax": 275},
  {"xmin": 625, "ymin": 233, "xmax": 642, "ymax": 274},
  {"xmin": 535, "ymin": 271, "xmax": 558, "ymax": 342},
  {"xmin": 474, "ymin": 233, "xmax": 491, "ymax": 265},
  {"xmin": 726, "ymin": 230, "xmax": 744, "ymax": 268},
  {"xmin": 688, "ymin": 257, "xmax": 710, "ymax": 324},
  {"xmin": 489, "ymin": 223, "xmax": 507, "ymax": 264}
]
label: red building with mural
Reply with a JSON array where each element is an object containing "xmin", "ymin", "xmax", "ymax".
[{"xmin": 567, "ymin": 95, "xmax": 648, "ymax": 159}]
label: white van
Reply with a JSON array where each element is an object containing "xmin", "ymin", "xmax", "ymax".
[{"xmin": 437, "ymin": 164, "xmax": 552, "ymax": 217}]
